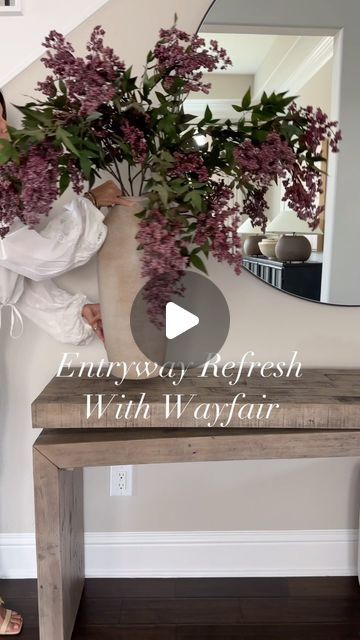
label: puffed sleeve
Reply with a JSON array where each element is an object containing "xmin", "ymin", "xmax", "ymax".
[
  {"xmin": 0, "ymin": 196, "xmax": 107, "ymax": 281},
  {"xmin": 16, "ymin": 278, "xmax": 95, "ymax": 345}
]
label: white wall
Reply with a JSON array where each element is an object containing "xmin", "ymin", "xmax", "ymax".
[
  {"xmin": 1, "ymin": 0, "xmax": 360, "ymax": 576},
  {"xmin": 298, "ymin": 59, "xmax": 332, "ymax": 113},
  {"xmin": 0, "ymin": 0, "xmax": 109, "ymax": 87},
  {"xmin": 188, "ymin": 73, "xmax": 253, "ymax": 99},
  {"xmin": 186, "ymin": 72, "xmax": 254, "ymax": 118}
]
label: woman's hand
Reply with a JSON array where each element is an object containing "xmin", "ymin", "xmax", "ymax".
[
  {"xmin": 87, "ymin": 180, "xmax": 132, "ymax": 208},
  {"xmin": 82, "ymin": 303, "xmax": 104, "ymax": 342}
]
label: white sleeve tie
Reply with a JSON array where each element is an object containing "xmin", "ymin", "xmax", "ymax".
[{"xmin": 0, "ymin": 302, "xmax": 24, "ymax": 339}]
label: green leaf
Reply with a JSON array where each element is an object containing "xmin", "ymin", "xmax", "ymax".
[
  {"xmin": 190, "ymin": 253, "xmax": 208, "ymax": 274},
  {"xmin": 59, "ymin": 79, "xmax": 67, "ymax": 95},
  {"xmin": 86, "ymin": 111, "xmax": 102, "ymax": 122},
  {"xmin": 15, "ymin": 105, "xmax": 51, "ymax": 125},
  {"xmin": 15, "ymin": 128, "xmax": 46, "ymax": 142},
  {"xmin": 89, "ymin": 171, "xmax": 97, "ymax": 190},
  {"xmin": 0, "ymin": 144, "xmax": 13, "ymax": 164},
  {"xmin": 190, "ymin": 191, "xmax": 202, "ymax": 211},
  {"xmin": 252, "ymin": 130, "xmax": 269, "ymax": 143},
  {"xmin": 161, "ymin": 151, "xmax": 174, "ymax": 162},
  {"xmin": 241, "ymin": 87, "xmax": 252, "ymax": 109},
  {"xmin": 154, "ymin": 184, "xmax": 169, "ymax": 206},
  {"xmin": 150, "ymin": 172, "xmax": 163, "ymax": 182},
  {"xmin": 59, "ymin": 172, "xmax": 70, "ymax": 195},
  {"xmin": 56, "ymin": 127, "xmax": 80, "ymax": 157},
  {"xmin": 79, "ymin": 154, "xmax": 92, "ymax": 179},
  {"xmin": 155, "ymin": 91, "xmax": 167, "ymax": 104},
  {"xmin": 201, "ymin": 242, "xmax": 210, "ymax": 258},
  {"xmin": 204, "ymin": 105, "xmax": 213, "ymax": 122},
  {"xmin": 182, "ymin": 113, "xmax": 196, "ymax": 123}
]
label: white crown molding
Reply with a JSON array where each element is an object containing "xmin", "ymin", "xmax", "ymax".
[
  {"xmin": 278, "ymin": 36, "xmax": 334, "ymax": 95},
  {"xmin": 186, "ymin": 36, "xmax": 333, "ymax": 121},
  {"xmin": 185, "ymin": 98, "xmax": 239, "ymax": 120},
  {"xmin": 0, "ymin": 529, "xmax": 357, "ymax": 579}
]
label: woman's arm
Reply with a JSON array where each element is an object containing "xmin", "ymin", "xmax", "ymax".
[
  {"xmin": 16, "ymin": 278, "xmax": 101, "ymax": 345},
  {"xmin": 0, "ymin": 181, "xmax": 128, "ymax": 282},
  {"xmin": 0, "ymin": 196, "xmax": 106, "ymax": 281}
]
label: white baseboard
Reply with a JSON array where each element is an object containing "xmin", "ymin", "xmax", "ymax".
[{"xmin": 0, "ymin": 530, "xmax": 358, "ymax": 579}]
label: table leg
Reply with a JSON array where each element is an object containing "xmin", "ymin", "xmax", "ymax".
[{"xmin": 33, "ymin": 448, "xmax": 84, "ymax": 640}]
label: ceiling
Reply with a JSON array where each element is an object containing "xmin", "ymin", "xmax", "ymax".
[{"xmin": 200, "ymin": 33, "xmax": 279, "ymax": 74}]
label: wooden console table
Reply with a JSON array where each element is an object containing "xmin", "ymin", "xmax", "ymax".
[{"xmin": 32, "ymin": 369, "xmax": 360, "ymax": 640}]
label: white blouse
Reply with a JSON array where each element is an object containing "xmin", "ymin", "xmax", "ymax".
[{"xmin": 0, "ymin": 196, "xmax": 107, "ymax": 344}]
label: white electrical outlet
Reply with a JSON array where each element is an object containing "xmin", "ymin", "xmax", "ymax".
[{"xmin": 110, "ymin": 465, "xmax": 133, "ymax": 496}]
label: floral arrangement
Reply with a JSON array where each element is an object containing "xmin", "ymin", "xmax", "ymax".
[{"xmin": 0, "ymin": 20, "xmax": 341, "ymax": 323}]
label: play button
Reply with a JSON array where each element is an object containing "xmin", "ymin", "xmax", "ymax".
[
  {"xmin": 166, "ymin": 302, "xmax": 199, "ymax": 339},
  {"xmin": 130, "ymin": 271, "xmax": 230, "ymax": 368}
]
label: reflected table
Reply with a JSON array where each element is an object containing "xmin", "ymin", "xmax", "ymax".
[{"xmin": 32, "ymin": 369, "xmax": 360, "ymax": 640}]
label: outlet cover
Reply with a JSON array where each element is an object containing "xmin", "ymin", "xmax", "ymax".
[{"xmin": 110, "ymin": 465, "xmax": 133, "ymax": 496}]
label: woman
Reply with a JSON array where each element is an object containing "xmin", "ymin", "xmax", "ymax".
[{"xmin": 0, "ymin": 90, "xmax": 127, "ymax": 635}]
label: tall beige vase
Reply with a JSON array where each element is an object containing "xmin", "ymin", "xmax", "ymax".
[{"xmin": 97, "ymin": 196, "xmax": 164, "ymax": 379}]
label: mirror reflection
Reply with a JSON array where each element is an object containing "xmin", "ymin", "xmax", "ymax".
[{"xmin": 185, "ymin": 9, "xmax": 350, "ymax": 305}]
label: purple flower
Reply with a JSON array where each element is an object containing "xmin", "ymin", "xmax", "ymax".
[
  {"xmin": 0, "ymin": 142, "xmax": 61, "ymax": 233},
  {"xmin": 234, "ymin": 133, "xmax": 296, "ymax": 188},
  {"xmin": 154, "ymin": 27, "xmax": 232, "ymax": 94},
  {"xmin": 242, "ymin": 188, "xmax": 269, "ymax": 232},
  {"xmin": 168, "ymin": 151, "xmax": 209, "ymax": 182},
  {"xmin": 37, "ymin": 26, "xmax": 125, "ymax": 115},
  {"xmin": 136, "ymin": 209, "xmax": 188, "ymax": 326},
  {"xmin": 67, "ymin": 158, "xmax": 84, "ymax": 195},
  {"xmin": 289, "ymin": 103, "xmax": 342, "ymax": 154},
  {"xmin": 121, "ymin": 120, "xmax": 148, "ymax": 164},
  {"xmin": 283, "ymin": 164, "xmax": 324, "ymax": 230},
  {"xmin": 0, "ymin": 165, "xmax": 22, "ymax": 233},
  {"xmin": 194, "ymin": 183, "xmax": 243, "ymax": 274}
]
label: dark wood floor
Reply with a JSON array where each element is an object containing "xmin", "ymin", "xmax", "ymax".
[{"xmin": 1, "ymin": 577, "xmax": 360, "ymax": 639}]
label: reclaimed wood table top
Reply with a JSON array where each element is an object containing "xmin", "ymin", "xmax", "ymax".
[{"xmin": 32, "ymin": 368, "xmax": 360, "ymax": 430}]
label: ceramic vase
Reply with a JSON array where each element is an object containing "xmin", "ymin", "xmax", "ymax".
[{"xmin": 97, "ymin": 196, "xmax": 165, "ymax": 379}]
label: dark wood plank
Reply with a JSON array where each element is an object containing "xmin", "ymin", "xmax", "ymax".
[
  {"xmin": 6, "ymin": 623, "xmax": 360, "ymax": 640},
  {"xmin": 0, "ymin": 579, "xmax": 37, "ymax": 599},
  {"xmin": 2, "ymin": 577, "xmax": 360, "ymax": 639},
  {"xmin": 3, "ymin": 576, "xmax": 358, "ymax": 600},
  {"xmin": 83, "ymin": 578, "xmax": 177, "ymax": 599},
  {"xmin": 240, "ymin": 596, "xmax": 360, "ymax": 623},
  {"xmin": 73, "ymin": 627, "xmax": 176, "ymax": 640},
  {"xmin": 176, "ymin": 624, "xmax": 360, "ymax": 640},
  {"xmin": 75, "ymin": 597, "xmax": 122, "ymax": 625},
  {"xmin": 119, "ymin": 597, "xmax": 243, "ymax": 625},
  {"xmin": 32, "ymin": 368, "xmax": 360, "ymax": 429},
  {"xmin": 287, "ymin": 576, "xmax": 360, "ymax": 598},
  {"xmin": 174, "ymin": 577, "xmax": 289, "ymax": 598}
]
